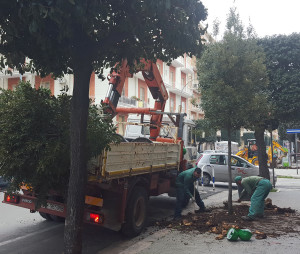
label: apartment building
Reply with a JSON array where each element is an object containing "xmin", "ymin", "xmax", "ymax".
[{"xmin": 0, "ymin": 53, "xmax": 204, "ymax": 136}]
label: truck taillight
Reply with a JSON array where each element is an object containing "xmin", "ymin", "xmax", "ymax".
[
  {"xmin": 4, "ymin": 193, "xmax": 19, "ymax": 204},
  {"xmin": 87, "ymin": 213, "xmax": 104, "ymax": 224}
]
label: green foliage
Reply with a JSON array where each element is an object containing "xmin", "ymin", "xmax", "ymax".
[
  {"xmin": 0, "ymin": 81, "xmax": 116, "ymax": 199},
  {"xmin": 194, "ymin": 119, "xmax": 217, "ymax": 143},
  {"xmin": 0, "ymin": 0, "xmax": 208, "ymax": 76},
  {"xmin": 258, "ymin": 33, "xmax": 300, "ymax": 128},
  {"xmin": 197, "ymin": 8, "xmax": 270, "ymax": 132},
  {"xmin": 221, "ymin": 129, "xmax": 241, "ymax": 145}
]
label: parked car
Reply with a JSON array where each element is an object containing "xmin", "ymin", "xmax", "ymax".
[
  {"xmin": 196, "ymin": 153, "xmax": 277, "ymax": 186},
  {"xmin": 203, "ymin": 150, "xmax": 217, "ymax": 154}
]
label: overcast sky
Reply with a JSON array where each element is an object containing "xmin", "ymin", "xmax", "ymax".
[{"xmin": 201, "ymin": 0, "xmax": 300, "ymax": 38}]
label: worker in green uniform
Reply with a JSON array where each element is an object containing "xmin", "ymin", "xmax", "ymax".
[
  {"xmin": 174, "ymin": 167, "xmax": 208, "ymax": 219},
  {"xmin": 235, "ymin": 176, "xmax": 272, "ymax": 221}
]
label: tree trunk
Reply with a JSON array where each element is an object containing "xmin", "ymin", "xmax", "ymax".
[
  {"xmin": 227, "ymin": 127, "xmax": 233, "ymax": 214},
  {"xmin": 254, "ymin": 126, "xmax": 270, "ymax": 179},
  {"xmin": 64, "ymin": 64, "xmax": 93, "ymax": 254}
]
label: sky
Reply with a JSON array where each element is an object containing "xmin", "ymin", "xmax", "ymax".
[{"xmin": 200, "ymin": 0, "xmax": 300, "ymax": 38}]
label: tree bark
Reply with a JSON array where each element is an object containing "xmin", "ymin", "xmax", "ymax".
[
  {"xmin": 254, "ymin": 126, "xmax": 270, "ymax": 179},
  {"xmin": 227, "ymin": 127, "xmax": 233, "ymax": 214},
  {"xmin": 64, "ymin": 64, "xmax": 93, "ymax": 254}
]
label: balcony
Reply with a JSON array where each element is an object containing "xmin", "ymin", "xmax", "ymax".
[
  {"xmin": 181, "ymin": 65, "xmax": 194, "ymax": 75},
  {"xmin": 181, "ymin": 56, "xmax": 194, "ymax": 75},
  {"xmin": 137, "ymin": 100, "xmax": 149, "ymax": 108},
  {"xmin": 192, "ymin": 83, "xmax": 200, "ymax": 93},
  {"xmin": 118, "ymin": 96, "xmax": 137, "ymax": 107},
  {"xmin": 0, "ymin": 69, "xmax": 30, "ymax": 79},
  {"xmin": 134, "ymin": 72, "xmax": 144, "ymax": 80},
  {"xmin": 167, "ymin": 85, "xmax": 193, "ymax": 98},
  {"xmin": 189, "ymin": 104, "xmax": 204, "ymax": 114},
  {"xmin": 171, "ymin": 56, "xmax": 184, "ymax": 68}
]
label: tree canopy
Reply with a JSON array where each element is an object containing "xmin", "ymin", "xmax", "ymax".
[
  {"xmin": 258, "ymin": 33, "xmax": 300, "ymax": 139},
  {"xmin": 0, "ymin": 0, "xmax": 207, "ymax": 76},
  {"xmin": 198, "ymin": 13, "xmax": 269, "ymax": 133},
  {"xmin": 194, "ymin": 119, "xmax": 218, "ymax": 145},
  {"xmin": 197, "ymin": 7, "xmax": 270, "ymax": 212}
]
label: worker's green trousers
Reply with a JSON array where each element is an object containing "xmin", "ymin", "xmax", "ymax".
[{"xmin": 248, "ymin": 179, "xmax": 272, "ymax": 218}]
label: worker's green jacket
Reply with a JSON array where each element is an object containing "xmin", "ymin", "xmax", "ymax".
[
  {"xmin": 175, "ymin": 167, "xmax": 197, "ymax": 199},
  {"xmin": 240, "ymin": 176, "xmax": 263, "ymax": 199}
]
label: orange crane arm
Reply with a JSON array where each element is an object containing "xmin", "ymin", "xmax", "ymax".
[{"xmin": 103, "ymin": 59, "xmax": 169, "ymax": 141}]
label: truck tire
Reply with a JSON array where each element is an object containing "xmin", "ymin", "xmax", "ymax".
[
  {"xmin": 39, "ymin": 212, "xmax": 52, "ymax": 221},
  {"xmin": 202, "ymin": 173, "xmax": 211, "ymax": 186},
  {"xmin": 121, "ymin": 187, "xmax": 148, "ymax": 237},
  {"xmin": 49, "ymin": 214, "xmax": 65, "ymax": 222}
]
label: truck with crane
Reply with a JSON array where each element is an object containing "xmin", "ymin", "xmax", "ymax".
[{"xmin": 2, "ymin": 59, "xmax": 195, "ymax": 237}]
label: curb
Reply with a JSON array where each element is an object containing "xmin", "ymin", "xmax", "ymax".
[{"xmin": 277, "ymin": 175, "xmax": 300, "ymax": 179}]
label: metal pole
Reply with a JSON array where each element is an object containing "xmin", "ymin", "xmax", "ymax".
[
  {"xmin": 201, "ymin": 165, "xmax": 204, "ymax": 190},
  {"xmin": 271, "ymin": 130, "xmax": 275, "ymax": 188},
  {"xmin": 296, "ymin": 134, "xmax": 298, "ymax": 175},
  {"xmin": 212, "ymin": 165, "xmax": 215, "ymax": 191}
]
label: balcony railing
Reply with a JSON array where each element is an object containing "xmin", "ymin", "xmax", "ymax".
[{"xmin": 119, "ymin": 96, "xmax": 137, "ymax": 106}]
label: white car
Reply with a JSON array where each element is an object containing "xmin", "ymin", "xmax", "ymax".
[
  {"xmin": 203, "ymin": 150, "xmax": 218, "ymax": 154},
  {"xmin": 196, "ymin": 153, "xmax": 277, "ymax": 186}
]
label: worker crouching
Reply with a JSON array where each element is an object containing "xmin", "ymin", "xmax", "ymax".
[
  {"xmin": 174, "ymin": 167, "xmax": 209, "ymax": 220},
  {"xmin": 235, "ymin": 176, "xmax": 272, "ymax": 221}
]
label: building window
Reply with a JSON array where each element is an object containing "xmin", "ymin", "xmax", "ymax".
[
  {"xmin": 40, "ymin": 81, "xmax": 50, "ymax": 90},
  {"xmin": 182, "ymin": 100, "xmax": 186, "ymax": 113},
  {"xmin": 139, "ymin": 87, "xmax": 145, "ymax": 101},
  {"xmin": 170, "ymin": 96, "xmax": 175, "ymax": 112},
  {"xmin": 164, "ymin": 65, "xmax": 169, "ymax": 80},
  {"xmin": 181, "ymin": 78, "xmax": 186, "ymax": 90},
  {"xmin": 170, "ymin": 71, "xmax": 174, "ymax": 87}
]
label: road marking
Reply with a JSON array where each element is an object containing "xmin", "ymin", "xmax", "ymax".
[{"xmin": 0, "ymin": 224, "xmax": 62, "ymax": 247}]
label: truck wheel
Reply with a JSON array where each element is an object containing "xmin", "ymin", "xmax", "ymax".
[
  {"xmin": 121, "ymin": 187, "xmax": 148, "ymax": 237},
  {"xmin": 49, "ymin": 214, "xmax": 65, "ymax": 222},
  {"xmin": 39, "ymin": 212, "xmax": 52, "ymax": 221},
  {"xmin": 202, "ymin": 173, "xmax": 211, "ymax": 186}
]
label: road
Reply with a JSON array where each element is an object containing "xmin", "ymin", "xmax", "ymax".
[{"xmin": 0, "ymin": 183, "xmax": 230, "ymax": 254}]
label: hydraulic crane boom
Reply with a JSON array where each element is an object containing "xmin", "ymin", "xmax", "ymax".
[{"xmin": 103, "ymin": 59, "xmax": 169, "ymax": 141}]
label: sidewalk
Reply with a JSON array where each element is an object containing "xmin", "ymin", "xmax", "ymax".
[{"xmin": 274, "ymin": 168, "xmax": 300, "ymax": 178}]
